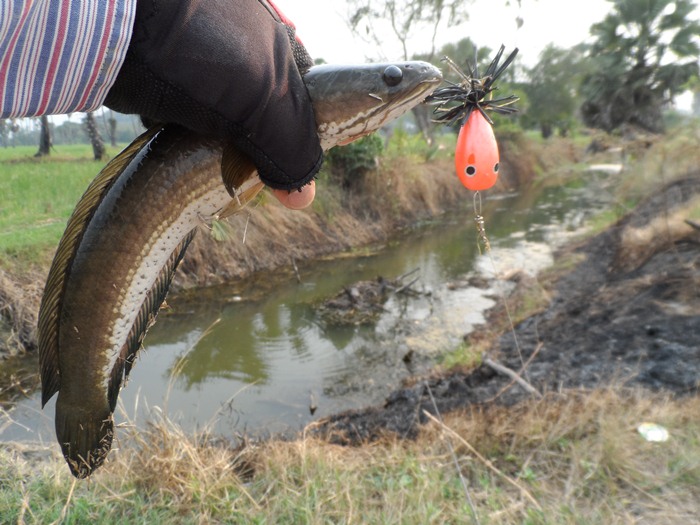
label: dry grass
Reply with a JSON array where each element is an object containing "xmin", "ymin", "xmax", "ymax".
[
  {"xmin": 604, "ymin": 123, "xmax": 700, "ymax": 214},
  {"xmin": 2, "ymin": 387, "xmax": 697, "ymax": 523},
  {"xmin": 614, "ymin": 195, "xmax": 700, "ymax": 272},
  {"xmin": 0, "ymin": 266, "xmax": 45, "ymax": 355},
  {"xmin": 435, "ymin": 389, "xmax": 700, "ymax": 523}
]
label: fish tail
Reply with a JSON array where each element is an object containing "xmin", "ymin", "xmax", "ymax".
[{"xmin": 55, "ymin": 396, "xmax": 114, "ymax": 479}]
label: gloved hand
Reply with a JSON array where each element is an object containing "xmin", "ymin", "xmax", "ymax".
[{"xmin": 104, "ymin": 0, "xmax": 323, "ymax": 192}]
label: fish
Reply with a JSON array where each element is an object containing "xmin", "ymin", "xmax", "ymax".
[{"xmin": 37, "ymin": 61, "xmax": 442, "ymax": 478}]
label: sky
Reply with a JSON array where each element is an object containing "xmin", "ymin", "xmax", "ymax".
[
  {"xmin": 274, "ymin": 0, "xmax": 613, "ymax": 66},
  {"xmin": 275, "ymin": 0, "xmax": 695, "ymax": 110}
]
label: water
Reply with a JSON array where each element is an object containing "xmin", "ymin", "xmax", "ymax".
[{"xmin": 0, "ymin": 181, "xmax": 604, "ymax": 445}]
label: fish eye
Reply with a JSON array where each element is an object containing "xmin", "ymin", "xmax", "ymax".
[
  {"xmin": 494, "ymin": 162, "xmax": 500, "ymax": 173},
  {"xmin": 383, "ymin": 65, "xmax": 403, "ymax": 87},
  {"xmin": 465, "ymin": 165, "xmax": 476, "ymax": 177}
]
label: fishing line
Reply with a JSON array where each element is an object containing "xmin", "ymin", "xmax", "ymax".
[
  {"xmin": 242, "ymin": 212, "xmax": 252, "ymax": 245},
  {"xmin": 471, "ymin": 191, "xmax": 529, "ymax": 378},
  {"xmin": 425, "ymin": 383, "xmax": 481, "ymax": 524},
  {"xmin": 241, "ymin": 192, "xmax": 265, "ymax": 245},
  {"xmin": 472, "ymin": 191, "xmax": 490, "ymax": 254}
]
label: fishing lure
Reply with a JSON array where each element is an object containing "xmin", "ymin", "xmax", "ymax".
[
  {"xmin": 428, "ymin": 45, "xmax": 519, "ymax": 192},
  {"xmin": 455, "ymin": 110, "xmax": 499, "ymax": 191}
]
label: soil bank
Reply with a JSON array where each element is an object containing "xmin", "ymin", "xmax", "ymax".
[{"xmin": 312, "ymin": 175, "xmax": 700, "ymax": 443}]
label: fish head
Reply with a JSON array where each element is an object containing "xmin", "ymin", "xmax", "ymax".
[{"xmin": 304, "ymin": 61, "xmax": 442, "ymax": 150}]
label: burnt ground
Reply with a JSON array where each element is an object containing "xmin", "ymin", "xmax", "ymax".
[{"xmin": 311, "ymin": 176, "xmax": 700, "ymax": 444}]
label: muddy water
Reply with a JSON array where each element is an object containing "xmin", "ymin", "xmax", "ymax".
[{"xmin": 0, "ymin": 181, "xmax": 605, "ymax": 444}]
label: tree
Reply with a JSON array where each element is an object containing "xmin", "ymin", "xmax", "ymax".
[
  {"xmin": 346, "ymin": 1, "xmax": 524, "ymax": 141},
  {"xmin": 0, "ymin": 119, "xmax": 7, "ymax": 148},
  {"xmin": 524, "ymin": 44, "xmax": 591, "ymax": 138},
  {"xmin": 35, "ymin": 115, "xmax": 52, "ymax": 157},
  {"xmin": 580, "ymin": 0, "xmax": 700, "ymax": 133},
  {"xmin": 347, "ymin": 0, "xmax": 473, "ymax": 61},
  {"xmin": 685, "ymin": 74, "xmax": 700, "ymax": 116},
  {"xmin": 432, "ymin": 38, "xmax": 502, "ymax": 81},
  {"xmin": 347, "ymin": 0, "xmax": 477, "ymax": 142},
  {"xmin": 84, "ymin": 111, "xmax": 106, "ymax": 161},
  {"xmin": 107, "ymin": 112, "xmax": 118, "ymax": 147}
]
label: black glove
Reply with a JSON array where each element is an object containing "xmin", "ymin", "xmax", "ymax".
[{"xmin": 104, "ymin": 0, "xmax": 323, "ymax": 191}]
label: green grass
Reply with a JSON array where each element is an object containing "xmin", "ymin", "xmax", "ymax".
[
  {"xmin": 0, "ymin": 144, "xmax": 125, "ymax": 264},
  {"xmin": 0, "ymin": 143, "xmax": 127, "ymax": 162},
  {"xmin": 441, "ymin": 340, "xmax": 484, "ymax": 370}
]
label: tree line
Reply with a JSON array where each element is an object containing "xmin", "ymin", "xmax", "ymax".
[
  {"xmin": 0, "ymin": 111, "xmax": 145, "ymax": 160},
  {"xmin": 3, "ymin": 0, "xmax": 699, "ymax": 158},
  {"xmin": 349, "ymin": 0, "xmax": 700, "ymax": 138}
]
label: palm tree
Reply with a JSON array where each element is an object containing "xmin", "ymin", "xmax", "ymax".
[{"xmin": 580, "ymin": 0, "xmax": 700, "ymax": 133}]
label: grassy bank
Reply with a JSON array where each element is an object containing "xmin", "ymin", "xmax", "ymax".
[
  {"xmin": 0, "ymin": 144, "xmax": 128, "ymax": 354},
  {"xmin": 2, "ymin": 388, "xmax": 698, "ymax": 523},
  {"xmin": 0, "ymin": 145, "xmax": 127, "ymax": 264}
]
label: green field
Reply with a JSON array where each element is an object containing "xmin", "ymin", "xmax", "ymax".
[{"xmin": 0, "ymin": 144, "xmax": 126, "ymax": 263}]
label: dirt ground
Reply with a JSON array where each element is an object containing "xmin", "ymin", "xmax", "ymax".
[{"xmin": 311, "ymin": 176, "xmax": 700, "ymax": 444}]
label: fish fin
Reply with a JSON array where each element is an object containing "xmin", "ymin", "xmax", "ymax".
[
  {"xmin": 55, "ymin": 397, "xmax": 113, "ymax": 479},
  {"xmin": 221, "ymin": 141, "xmax": 258, "ymax": 197},
  {"xmin": 38, "ymin": 127, "xmax": 162, "ymax": 408},
  {"xmin": 219, "ymin": 142, "xmax": 265, "ymax": 218},
  {"xmin": 217, "ymin": 179, "xmax": 266, "ymax": 219},
  {"xmin": 106, "ymin": 230, "xmax": 197, "ymax": 412}
]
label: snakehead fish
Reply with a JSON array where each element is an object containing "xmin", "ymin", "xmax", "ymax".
[{"xmin": 37, "ymin": 61, "xmax": 442, "ymax": 478}]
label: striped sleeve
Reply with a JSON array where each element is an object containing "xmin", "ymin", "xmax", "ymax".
[{"xmin": 0, "ymin": 0, "xmax": 136, "ymax": 118}]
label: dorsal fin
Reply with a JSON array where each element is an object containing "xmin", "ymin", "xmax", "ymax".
[{"xmin": 37, "ymin": 127, "xmax": 161, "ymax": 407}]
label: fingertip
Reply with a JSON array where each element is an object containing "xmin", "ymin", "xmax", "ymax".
[{"xmin": 272, "ymin": 181, "xmax": 316, "ymax": 210}]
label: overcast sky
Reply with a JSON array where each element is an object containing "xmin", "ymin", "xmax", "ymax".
[{"xmin": 274, "ymin": 0, "xmax": 613, "ymax": 66}]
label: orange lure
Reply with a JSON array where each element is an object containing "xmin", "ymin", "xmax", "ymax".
[
  {"xmin": 455, "ymin": 110, "xmax": 499, "ymax": 191},
  {"xmin": 427, "ymin": 46, "xmax": 519, "ymax": 193}
]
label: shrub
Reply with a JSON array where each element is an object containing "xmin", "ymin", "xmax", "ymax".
[{"xmin": 325, "ymin": 133, "xmax": 383, "ymax": 188}]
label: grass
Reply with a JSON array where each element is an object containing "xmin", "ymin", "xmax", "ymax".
[
  {"xmin": 1, "ymin": 388, "xmax": 698, "ymax": 523},
  {"xmin": 0, "ymin": 144, "xmax": 124, "ymax": 266},
  {"xmin": 441, "ymin": 340, "xmax": 484, "ymax": 370}
]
